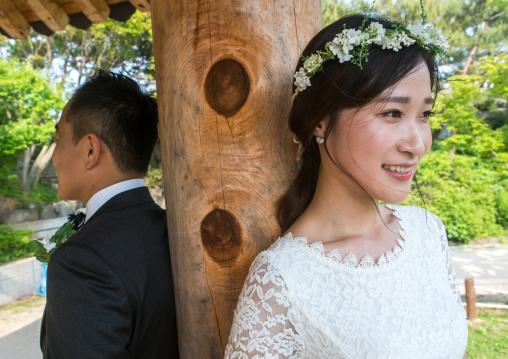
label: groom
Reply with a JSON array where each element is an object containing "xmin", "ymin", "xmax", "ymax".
[{"xmin": 40, "ymin": 71, "xmax": 179, "ymax": 358}]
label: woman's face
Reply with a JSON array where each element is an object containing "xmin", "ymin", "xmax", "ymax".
[{"xmin": 319, "ymin": 63, "xmax": 433, "ymax": 204}]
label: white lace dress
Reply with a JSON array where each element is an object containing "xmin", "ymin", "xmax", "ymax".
[{"xmin": 225, "ymin": 205, "xmax": 468, "ymax": 359}]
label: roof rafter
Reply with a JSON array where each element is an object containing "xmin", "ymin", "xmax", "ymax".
[
  {"xmin": 73, "ymin": 0, "xmax": 109, "ymax": 23},
  {"xmin": 128, "ymin": 0, "xmax": 148, "ymax": 12},
  {"xmin": 26, "ymin": 0, "xmax": 68, "ymax": 31},
  {"xmin": 0, "ymin": 0, "xmax": 29, "ymax": 38}
]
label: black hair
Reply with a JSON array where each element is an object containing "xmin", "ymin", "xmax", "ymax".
[
  {"xmin": 277, "ymin": 14, "xmax": 440, "ymax": 233},
  {"xmin": 66, "ymin": 70, "xmax": 158, "ymax": 175}
]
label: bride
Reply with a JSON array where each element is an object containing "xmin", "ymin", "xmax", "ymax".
[{"xmin": 225, "ymin": 12, "xmax": 468, "ymax": 359}]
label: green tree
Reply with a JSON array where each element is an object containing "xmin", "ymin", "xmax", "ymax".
[
  {"xmin": 4, "ymin": 11, "xmax": 154, "ymax": 90},
  {"xmin": 0, "ymin": 59, "xmax": 63, "ymax": 191},
  {"xmin": 432, "ymin": 75, "xmax": 504, "ymax": 158}
]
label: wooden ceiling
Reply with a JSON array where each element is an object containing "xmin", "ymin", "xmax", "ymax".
[{"xmin": 0, "ymin": 0, "xmax": 150, "ymax": 39}]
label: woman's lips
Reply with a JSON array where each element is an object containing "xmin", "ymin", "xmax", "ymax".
[{"xmin": 382, "ymin": 164, "xmax": 415, "ymax": 181}]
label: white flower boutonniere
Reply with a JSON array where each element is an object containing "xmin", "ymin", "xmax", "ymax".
[{"xmin": 30, "ymin": 221, "xmax": 76, "ymax": 264}]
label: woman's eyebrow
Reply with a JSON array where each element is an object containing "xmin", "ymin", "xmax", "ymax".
[{"xmin": 377, "ymin": 96, "xmax": 434, "ymax": 105}]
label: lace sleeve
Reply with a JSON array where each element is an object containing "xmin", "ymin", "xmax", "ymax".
[
  {"xmin": 432, "ymin": 214, "xmax": 463, "ymax": 306},
  {"xmin": 225, "ymin": 255, "xmax": 303, "ymax": 359}
]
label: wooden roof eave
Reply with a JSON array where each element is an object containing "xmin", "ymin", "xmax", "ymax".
[{"xmin": 0, "ymin": 0, "xmax": 149, "ymax": 39}]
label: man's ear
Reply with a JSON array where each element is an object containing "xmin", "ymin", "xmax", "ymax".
[
  {"xmin": 313, "ymin": 116, "xmax": 329, "ymax": 139},
  {"xmin": 84, "ymin": 134, "xmax": 101, "ymax": 170}
]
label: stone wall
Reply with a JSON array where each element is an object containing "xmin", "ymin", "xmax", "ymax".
[{"xmin": 0, "ymin": 258, "xmax": 42, "ymax": 306}]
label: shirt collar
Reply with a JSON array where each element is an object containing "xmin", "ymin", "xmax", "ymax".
[{"xmin": 85, "ymin": 178, "xmax": 145, "ymax": 223}]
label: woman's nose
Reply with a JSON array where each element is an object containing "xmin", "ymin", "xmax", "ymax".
[{"xmin": 397, "ymin": 122, "xmax": 429, "ymax": 158}]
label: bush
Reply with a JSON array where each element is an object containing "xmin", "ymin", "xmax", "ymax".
[
  {"xmin": 494, "ymin": 179, "xmax": 508, "ymax": 228},
  {"xmin": 0, "ymin": 170, "xmax": 59, "ymax": 212},
  {"xmin": 404, "ymin": 149, "xmax": 506, "ymax": 243},
  {"xmin": 32, "ymin": 183, "xmax": 60, "ymax": 205},
  {"xmin": 0, "ymin": 225, "xmax": 34, "ymax": 265},
  {"xmin": 145, "ymin": 165, "xmax": 163, "ymax": 188}
]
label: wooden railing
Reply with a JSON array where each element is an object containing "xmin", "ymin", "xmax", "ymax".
[{"xmin": 464, "ymin": 277, "xmax": 508, "ymax": 321}]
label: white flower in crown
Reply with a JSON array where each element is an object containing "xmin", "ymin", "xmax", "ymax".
[
  {"xmin": 294, "ymin": 68, "xmax": 311, "ymax": 91},
  {"xmin": 368, "ymin": 22, "xmax": 386, "ymax": 44},
  {"xmin": 292, "ymin": 16, "xmax": 449, "ymax": 98},
  {"xmin": 343, "ymin": 29, "xmax": 363, "ymax": 45},
  {"xmin": 303, "ymin": 54, "xmax": 323, "ymax": 73},
  {"xmin": 406, "ymin": 20, "xmax": 427, "ymax": 38}
]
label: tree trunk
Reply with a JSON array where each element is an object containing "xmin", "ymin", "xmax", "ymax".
[
  {"xmin": 151, "ymin": 0, "xmax": 322, "ymax": 357},
  {"xmin": 462, "ymin": 44, "xmax": 478, "ymax": 75},
  {"xmin": 22, "ymin": 144, "xmax": 35, "ymax": 189},
  {"xmin": 26, "ymin": 142, "xmax": 55, "ymax": 190}
]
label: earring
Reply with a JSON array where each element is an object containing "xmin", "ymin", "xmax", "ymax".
[{"xmin": 316, "ymin": 137, "xmax": 324, "ymax": 144}]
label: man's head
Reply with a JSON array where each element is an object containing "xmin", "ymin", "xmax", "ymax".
[{"xmin": 52, "ymin": 70, "xmax": 158, "ymax": 202}]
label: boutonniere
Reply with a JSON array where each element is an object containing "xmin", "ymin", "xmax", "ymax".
[{"xmin": 30, "ymin": 211, "xmax": 85, "ymax": 264}]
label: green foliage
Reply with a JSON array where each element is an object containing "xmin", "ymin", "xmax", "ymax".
[
  {"xmin": 494, "ymin": 179, "xmax": 508, "ymax": 228},
  {"xmin": 0, "ymin": 171, "xmax": 59, "ymax": 210},
  {"xmin": 145, "ymin": 165, "xmax": 164, "ymax": 188},
  {"xmin": 32, "ymin": 184, "xmax": 60, "ymax": 205},
  {"xmin": 480, "ymin": 54, "xmax": 508, "ymax": 99},
  {"xmin": 467, "ymin": 308, "xmax": 508, "ymax": 358},
  {"xmin": 433, "ymin": 75, "xmax": 504, "ymax": 157},
  {"xmin": 30, "ymin": 221, "xmax": 75, "ymax": 264},
  {"xmin": 0, "ymin": 58, "xmax": 62, "ymax": 168},
  {"xmin": 0, "ymin": 225, "xmax": 34, "ymax": 265},
  {"xmin": 5, "ymin": 11, "xmax": 154, "ymax": 90},
  {"xmin": 404, "ymin": 149, "xmax": 505, "ymax": 243}
]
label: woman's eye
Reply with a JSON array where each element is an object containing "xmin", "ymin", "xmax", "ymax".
[
  {"xmin": 382, "ymin": 110, "xmax": 402, "ymax": 118},
  {"xmin": 421, "ymin": 111, "xmax": 435, "ymax": 119}
]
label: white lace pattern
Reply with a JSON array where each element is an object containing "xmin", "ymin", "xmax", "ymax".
[{"xmin": 225, "ymin": 205, "xmax": 468, "ymax": 359}]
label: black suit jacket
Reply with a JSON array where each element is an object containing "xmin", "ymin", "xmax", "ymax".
[{"xmin": 40, "ymin": 187, "xmax": 179, "ymax": 358}]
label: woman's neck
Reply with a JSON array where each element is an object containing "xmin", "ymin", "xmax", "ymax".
[{"xmin": 289, "ymin": 166, "xmax": 392, "ymax": 245}]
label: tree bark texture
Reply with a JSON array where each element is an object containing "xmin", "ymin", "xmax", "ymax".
[{"xmin": 151, "ymin": 1, "xmax": 322, "ymax": 357}]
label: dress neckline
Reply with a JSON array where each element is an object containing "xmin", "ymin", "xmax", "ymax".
[{"xmin": 276, "ymin": 204, "xmax": 411, "ymax": 274}]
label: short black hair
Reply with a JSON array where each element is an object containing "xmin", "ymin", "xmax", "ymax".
[{"xmin": 66, "ymin": 70, "xmax": 158, "ymax": 175}]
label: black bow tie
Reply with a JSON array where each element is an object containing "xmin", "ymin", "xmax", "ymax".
[{"xmin": 68, "ymin": 211, "xmax": 86, "ymax": 231}]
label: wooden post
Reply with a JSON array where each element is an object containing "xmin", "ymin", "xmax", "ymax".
[
  {"xmin": 465, "ymin": 278, "xmax": 477, "ymax": 321},
  {"xmin": 151, "ymin": 1, "xmax": 322, "ymax": 357}
]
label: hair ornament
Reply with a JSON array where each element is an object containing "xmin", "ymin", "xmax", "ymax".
[{"xmin": 293, "ymin": 4, "xmax": 448, "ymax": 99}]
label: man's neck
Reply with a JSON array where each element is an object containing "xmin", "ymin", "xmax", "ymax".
[{"xmin": 84, "ymin": 178, "xmax": 145, "ymax": 222}]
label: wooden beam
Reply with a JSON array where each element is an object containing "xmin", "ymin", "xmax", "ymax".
[
  {"xmin": 74, "ymin": 0, "xmax": 109, "ymax": 23},
  {"xmin": 151, "ymin": 0, "xmax": 322, "ymax": 357},
  {"xmin": 128, "ymin": 0, "xmax": 149, "ymax": 12},
  {"xmin": 26, "ymin": 0, "xmax": 68, "ymax": 32},
  {"xmin": 0, "ymin": 0, "xmax": 30, "ymax": 38}
]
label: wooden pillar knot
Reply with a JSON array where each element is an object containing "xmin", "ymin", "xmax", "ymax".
[
  {"xmin": 201, "ymin": 208, "xmax": 243, "ymax": 263},
  {"xmin": 204, "ymin": 59, "xmax": 250, "ymax": 117}
]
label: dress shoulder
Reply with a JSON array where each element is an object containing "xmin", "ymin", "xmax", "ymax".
[{"xmin": 225, "ymin": 239, "xmax": 304, "ymax": 359}]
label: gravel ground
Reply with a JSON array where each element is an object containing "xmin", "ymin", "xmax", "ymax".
[{"xmin": 0, "ymin": 295, "xmax": 45, "ymax": 359}]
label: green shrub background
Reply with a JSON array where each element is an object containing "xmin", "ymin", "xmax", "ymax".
[{"xmin": 0, "ymin": 225, "xmax": 34, "ymax": 265}]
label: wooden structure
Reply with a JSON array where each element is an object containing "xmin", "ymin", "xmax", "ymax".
[
  {"xmin": 151, "ymin": 1, "xmax": 321, "ymax": 356},
  {"xmin": 465, "ymin": 277, "xmax": 478, "ymax": 321},
  {"xmin": 0, "ymin": 0, "xmax": 149, "ymax": 39},
  {"xmin": 0, "ymin": 0, "xmax": 323, "ymax": 357}
]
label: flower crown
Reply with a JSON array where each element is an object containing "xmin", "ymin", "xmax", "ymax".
[{"xmin": 293, "ymin": 18, "xmax": 449, "ymax": 98}]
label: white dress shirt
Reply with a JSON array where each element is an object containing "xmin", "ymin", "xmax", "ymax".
[{"xmin": 85, "ymin": 178, "xmax": 145, "ymax": 223}]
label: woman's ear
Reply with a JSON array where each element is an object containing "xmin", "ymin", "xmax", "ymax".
[
  {"xmin": 313, "ymin": 116, "xmax": 329, "ymax": 139},
  {"xmin": 84, "ymin": 134, "xmax": 101, "ymax": 170}
]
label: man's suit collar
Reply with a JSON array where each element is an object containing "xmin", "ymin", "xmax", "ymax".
[{"xmin": 84, "ymin": 187, "xmax": 155, "ymax": 227}]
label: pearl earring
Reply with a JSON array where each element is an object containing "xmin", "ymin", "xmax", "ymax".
[{"xmin": 316, "ymin": 137, "xmax": 324, "ymax": 144}]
